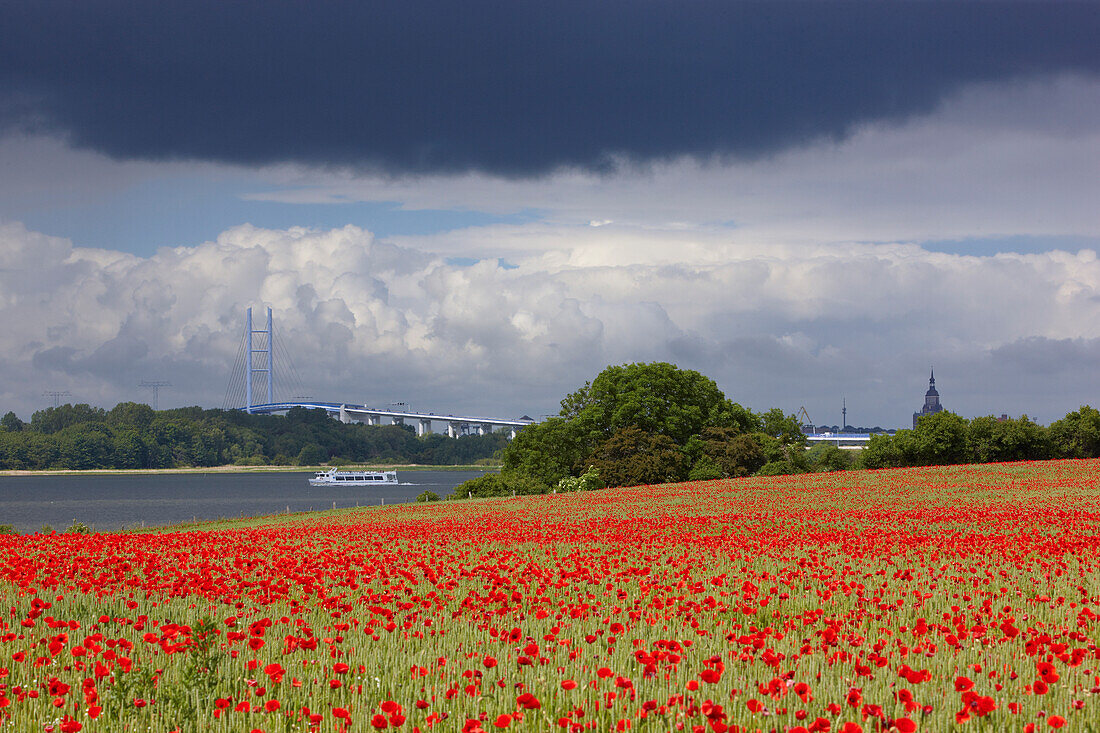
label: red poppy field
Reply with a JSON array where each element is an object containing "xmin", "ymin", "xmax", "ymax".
[{"xmin": 1, "ymin": 459, "xmax": 1099, "ymax": 732}]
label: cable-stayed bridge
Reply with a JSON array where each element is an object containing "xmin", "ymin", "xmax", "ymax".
[
  {"xmin": 224, "ymin": 308, "xmax": 535, "ymax": 438},
  {"xmin": 243, "ymin": 400, "xmax": 534, "ymax": 438}
]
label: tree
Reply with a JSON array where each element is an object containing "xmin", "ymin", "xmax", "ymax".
[
  {"xmin": 761, "ymin": 409, "xmax": 802, "ymax": 443},
  {"xmin": 107, "ymin": 402, "xmax": 155, "ymax": 431},
  {"xmin": 912, "ymin": 411, "xmax": 970, "ymax": 466},
  {"xmin": 31, "ymin": 404, "xmax": 107, "ymax": 434},
  {"xmin": 296, "ymin": 444, "xmax": 328, "ymax": 466},
  {"xmin": 0, "ymin": 411, "xmax": 24, "ymax": 432},
  {"xmin": 1049, "ymin": 406, "xmax": 1100, "ymax": 459},
  {"xmin": 968, "ymin": 415, "xmax": 1050, "ymax": 463},
  {"xmin": 564, "ymin": 362, "xmax": 747, "ymax": 446},
  {"xmin": 687, "ymin": 456, "xmax": 724, "ymax": 481},
  {"xmin": 587, "ymin": 427, "xmax": 687, "ymax": 488},
  {"xmin": 858, "ymin": 432, "xmax": 910, "ymax": 469},
  {"xmin": 56, "ymin": 426, "xmax": 113, "ymax": 469},
  {"xmin": 809, "ymin": 443, "xmax": 854, "ymax": 472},
  {"xmin": 691, "ymin": 427, "xmax": 766, "ymax": 478},
  {"xmin": 189, "ymin": 427, "xmax": 227, "ymax": 466},
  {"xmin": 112, "ymin": 429, "xmax": 149, "ymax": 469},
  {"xmin": 286, "ymin": 406, "xmax": 332, "ymax": 425},
  {"xmin": 501, "ymin": 418, "xmax": 584, "ymax": 488}
]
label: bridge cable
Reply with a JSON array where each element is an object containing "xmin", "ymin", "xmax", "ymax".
[
  {"xmin": 271, "ymin": 323, "xmax": 307, "ymax": 403},
  {"xmin": 221, "ymin": 333, "xmax": 247, "ymax": 410}
]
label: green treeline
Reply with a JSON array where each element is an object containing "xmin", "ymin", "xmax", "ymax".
[
  {"xmin": 0, "ymin": 404, "xmax": 507, "ymax": 469},
  {"xmin": 859, "ymin": 407, "xmax": 1100, "ymax": 468},
  {"xmin": 450, "ymin": 362, "xmax": 1100, "ymax": 499}
]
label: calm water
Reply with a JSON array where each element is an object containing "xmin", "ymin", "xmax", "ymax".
[{"xmin": 0, "ymin": 470, "xmax": 487, "ymax": 533}]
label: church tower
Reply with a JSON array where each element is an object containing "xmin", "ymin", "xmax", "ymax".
[{"xmin": 913, "ymin": 368, "xmax": 944, "ymax": 428}]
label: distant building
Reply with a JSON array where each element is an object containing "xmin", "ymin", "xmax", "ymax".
[{"xmin": 913, "ymin": 369, "xmax": 944, "ymax": 428}]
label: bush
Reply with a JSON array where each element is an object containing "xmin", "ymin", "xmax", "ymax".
[
  {"xmin": 65, "ymin": 520, "xmax": 91, "ymax": 535},
  {"xmin": 449, "ymin": 473, "xmax": 503, "ymax": 500},
  {"xmin": 756, "ymin": 460, "xmax": 805, "ymax": 477},
  {"xmin": 809, "ymin": 444, "xmax": 854, "ymax": 472},
  {"xmin": 556, "ymin": 466, "xmax": 604, "ymax": 492},
  {"xmin": 687, "ymin": 456, "xmax": 724, "ymax": 481},
  {"xmin": 449, "ymin": 472, "xmax": 549, "ymax": 500},
  {"xmin": 415, "ymin": 491, "xmax": 441, "ymax": 502},
  {"xmin": 0, "ymin": 524, "xmax": 18, "ymax": 535}
]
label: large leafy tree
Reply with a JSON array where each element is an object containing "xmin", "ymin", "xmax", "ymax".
[
  {"xmin": 502, "ymin": 362, "xmax": 761, "ymax": 490},
  {"xmin": 912, "ymin": 411, "xmax": 971, "ymax": 466},
  {"xmin": 563, "ymin": 362, "xmax": 752, "ymax": 446}
]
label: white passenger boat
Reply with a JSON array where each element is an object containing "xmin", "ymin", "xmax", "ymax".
[{"xmin": 308, "ymin": 468, "xmax": 398, "ymax": 486}]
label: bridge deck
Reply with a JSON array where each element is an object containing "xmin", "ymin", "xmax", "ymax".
[{"xmin": 243, "ymin": 402, "xmax": 534, "ymax": 427}]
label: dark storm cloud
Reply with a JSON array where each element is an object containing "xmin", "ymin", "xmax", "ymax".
[{"xmin": 2, "ymin": 1, "xmax": 1098, "ymax": 176}]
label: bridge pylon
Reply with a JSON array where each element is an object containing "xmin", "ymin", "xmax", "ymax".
[{"xmin": 246, "ymin": 307, "xmax": 274, "ymax": 413}]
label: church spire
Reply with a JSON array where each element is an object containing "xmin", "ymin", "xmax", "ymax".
[{"xmin": 915, "ymin": 367, "xmax": 944, "ymax": 428}]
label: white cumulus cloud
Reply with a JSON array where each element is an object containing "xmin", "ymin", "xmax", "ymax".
[{"xmin": 1, "ymin": 220, "xmax": 1098, "ymax": 426}]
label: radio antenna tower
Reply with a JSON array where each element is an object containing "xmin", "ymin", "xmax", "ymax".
[
  {"xmin": 43, "ymin": 390, "xmax": 71, "ymax": 408},
  {"xmin": 139, "ymin": 380, "xmax": 171, "ymax": 411},
  {"xmin": 246, "ymin": 306, "xmax": 274, "ymax": 413}
]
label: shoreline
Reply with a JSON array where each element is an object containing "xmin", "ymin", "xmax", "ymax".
[{"xmin": 0, "ymin": 464, "xmax": 501, "ymax": 477}]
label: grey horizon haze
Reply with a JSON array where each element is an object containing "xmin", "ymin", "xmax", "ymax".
[{"xmin": 0, "ymin": 1, "xmax": 1097, "ymax": 428}]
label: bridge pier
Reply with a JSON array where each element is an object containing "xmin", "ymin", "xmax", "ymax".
[
  {"xmin": 391, "ymin": 417, "xmax": 404, "ymax": 427},
  {"xmin": 365, "ymin": 413, "xmax": 380, "ymax": 426},
  {"xmin": 417, "ymin": 418, "xmax": 432, "ymax": 437},
  {"xmin": 447, "ymin": 422, "xmax": 460, "ymax": 438},
  {"xmin": 339, "ymin": 405, "xmax": 352, "ymax": 424}
]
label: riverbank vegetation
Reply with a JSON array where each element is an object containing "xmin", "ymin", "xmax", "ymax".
[
  {"xmin": 451, "ymin": 362, "xmax": 1100, "ymax": 499},
  {"xmin": 0, "ymin": 404, "xmax": 507, "ymax": 470}
]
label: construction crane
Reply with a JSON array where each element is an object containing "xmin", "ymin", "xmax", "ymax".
[{"xmin": 796, "ymin": 406, "xmax": 815, "ymax": 434}]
